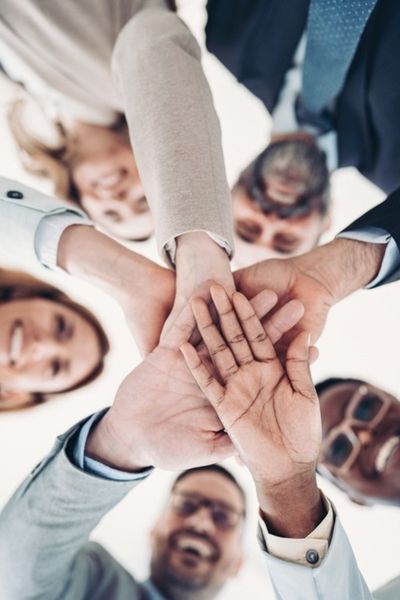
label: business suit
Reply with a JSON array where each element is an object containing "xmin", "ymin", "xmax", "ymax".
[
  {"xmin": 0, "ymin": 418, "xmax": 372, "ymax": 600},
  {"xmin": 205, "ymin": 0, "xmax": 400, "ymax": 282},
  {"xmin": 0, "ymin": 0, "xmax": 234, "ymax": 260}
]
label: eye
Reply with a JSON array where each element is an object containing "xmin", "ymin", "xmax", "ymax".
[
  {"xmin": 178, "ymin": 498, "xmax": 199, "ymax": 516},
  {"xmin": 133, "ymin": 196, "xmax": 149, "ymax": 214},
  {"xmin": 325, "ymin": 433, "xmax": 353, "ymax": 467},
  {"xmin": 353, "ymin": 394, "xmax": 383, "ymax": 422},
  {"xmin": 235, "ymin": 219, "xmax": 262, "ymax": 243},
  {"xmin": 54, "ymin": 315, "xmax": 73, "ymax": 342},
  {"xmin": 211, "ymin": 507, "xmax": 232, "ymax": 530},
  {"xmin": 103, "ymin": 209, "xmax": 122, "ymax": 222},
  {"xmin": 50, "ymin": 359, "xmax": 62, "ymax": 377},
  {"xmin": 273, "ymin": 233, "xmax": 299, "ymax": 254}
]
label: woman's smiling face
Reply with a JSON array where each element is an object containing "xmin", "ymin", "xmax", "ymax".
[{"xmin": 0, "ymin": 298, "xmax": 102, "ymax": 394}]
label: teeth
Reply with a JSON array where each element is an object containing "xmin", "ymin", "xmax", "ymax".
[
  {"xmin": 375, "ymin": 436, "xmax": 400, "ymax": 473},
  {"xmin": 97, "ymin": 172, "xmax": 122, "ymax": 188},
  {"xmin": 9, "ymin": 322, "xmax": 23, "ymax": 364},
  {"xmin": 176, "ymin": 535, "xmax": 213, "ymax": 559}
]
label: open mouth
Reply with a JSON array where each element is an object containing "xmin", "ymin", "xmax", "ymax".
[
  {"xmin": 9, "ymin": 320, "xmax": 23, "ymax": 366},
  {"xmin": 375, "ymin": 435, "xmax": 400, "ymax": 473},
  {"xmin": 172, "ymin": 534, "xmax": 219, "ymax": 562},
  {"xmin": 96, "ymin": 169, "xmax": 126, "ymax": 189}
]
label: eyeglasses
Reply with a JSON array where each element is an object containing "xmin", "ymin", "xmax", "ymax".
[
  {"xmin": 170, "ymin": 492, "xmax": 244, "ymax": 531},
  {"xmin": 321, "ymin": 385, "xmax": 392, "ymax": 472}
]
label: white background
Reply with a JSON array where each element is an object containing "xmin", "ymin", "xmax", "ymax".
[{"xmin": 0, "ymin": 1, "xmax": 399, "ymax": 597}]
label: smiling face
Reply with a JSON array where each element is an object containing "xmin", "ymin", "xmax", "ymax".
[
  {"xmin": 71, "ymin": 124, "xmax": 154, "ymax": 241},
  {"xmin": 150, "ymin": 471, "xmax": 245, "ymax": 599},
  {"xmin": 318, "ymin": 379, "xmax": 400, "ymax": 506},
  {"xmin": 0, "ymin": 298, "xmax": 103, "ymax": 395}
]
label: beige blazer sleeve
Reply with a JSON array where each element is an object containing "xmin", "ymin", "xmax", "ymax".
[{"xmin": 111, "ymin": 2, "xmax": 234, "ymax": 262}]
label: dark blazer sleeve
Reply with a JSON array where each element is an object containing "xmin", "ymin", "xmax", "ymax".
[{"xmin": 340, "ymin": 188, "xmax": 400, "ymax": 286}]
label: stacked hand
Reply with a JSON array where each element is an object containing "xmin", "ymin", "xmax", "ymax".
[
  {"xmin": 180, "ymin": 284, "xmax": 325, "ymax": 537},
  {"xmin": 181, "ymin": 285, "xmax": 321, "ymax": 487},
  {"xmin": 87, "ymin": 285, "xmax": 306, "ymax": 473}
]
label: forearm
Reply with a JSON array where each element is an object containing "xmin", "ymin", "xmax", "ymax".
[
  {"xmin": 111, "ymin": 6, "xmax": 234, "ymax": 259},
  {"xmin": 57, "ymin": 224, "xmax": 159, "ymax": 302},
  {"xmin": 0, "ymin": 422, "xmax": 138, "ymax": 599},
  {"xmin": 256, "ymin": 471, "xmax": 325, "ymax": 539},
  {"xmin": 297, "ymin": 238, "xmax": 386, "ymax": 304}
]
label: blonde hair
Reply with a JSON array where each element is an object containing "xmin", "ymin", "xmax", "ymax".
[{"xmin": 7, "ymin": 98, "xmax": 81, "ymax": 204}]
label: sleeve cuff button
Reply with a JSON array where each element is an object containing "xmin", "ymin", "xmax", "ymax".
[{"xmin": 305, "ymin": 549, "xmax": 320, "ymax": 565}]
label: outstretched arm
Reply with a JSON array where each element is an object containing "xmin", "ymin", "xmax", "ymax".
[{"xmin": 182, "ymin": 285, "xmax": 372, "ymax": 600}]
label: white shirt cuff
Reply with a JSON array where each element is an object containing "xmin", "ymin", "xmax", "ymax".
[
  {"xmin": 164, "ymin": 229, "xmax": 233, "ymax": 266},
  {"xmin": 258, "ymin": 493, "xmax": 334, "ymax": 568},
  {"xmin": 337, "ymin": 226, "xmax": 400, "ymax": 287},
  {"xmin": 35, "ymin": 212, "xmax": 93, "ymax": 269}
]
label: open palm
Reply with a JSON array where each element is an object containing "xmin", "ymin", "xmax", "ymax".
[{"xmin": 181, "ymin": 285, "xmax": 322, "ymax": 486}]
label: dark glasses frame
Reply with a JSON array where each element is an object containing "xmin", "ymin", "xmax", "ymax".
[
  {"xmin": 321, "ymin": 384, "xmax": 392, "ymax": 474},
  {"xmin": 170, "ymin": 491, "xmax": 245, "ymax": 531}
]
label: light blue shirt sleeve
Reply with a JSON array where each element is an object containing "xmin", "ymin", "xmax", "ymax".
[
  {"xmin": 337, "ymin": 226, "xmax": 400, "ymax": 288},
  {"xmin": 73, "ymin": 410, "xmax": 153, "ymax": 482}
]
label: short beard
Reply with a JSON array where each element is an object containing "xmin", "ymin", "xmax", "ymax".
[{"xmin": 150, "ymin": 555, "xmax": 222, "ymax": 600}]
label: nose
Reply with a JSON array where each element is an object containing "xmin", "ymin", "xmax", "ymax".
[
  {"xmin": 356, "ymin": 429, "xmax": 373, "ymax": 445},
  {"xmin": 28, "ymin": 335, "xmax": 62, "ymax": 362},
  {"xmin": 184, "ymin": 506, "xmax": 217, "ymax": 536}
]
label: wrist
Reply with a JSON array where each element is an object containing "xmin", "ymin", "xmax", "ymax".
[
  {"xmin": 85, "ymin": 409, "xmax": 151, "ymax": 472},
  {"xmin": 296, "ymin": 238, "xmax": 386, "ymax": 304},
  {"xmin": 257, "ymin": 470, "xmax": 325, "ymax": 538},
  {"xmin": 175, "ymin": 231, "xmax": 233, "ymax": 297}
]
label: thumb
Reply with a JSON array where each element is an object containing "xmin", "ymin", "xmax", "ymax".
[
  {"xmin": 161, "ymin": 301, "xmax": 196, "ymax": 348},
  {"xmin": 285, "ymin": 332, "xmax": 317, "ymax": 400}
]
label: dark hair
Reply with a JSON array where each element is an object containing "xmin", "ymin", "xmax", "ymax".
[
  {"xmin": 0, "ymin": 269, "xmax": 109, "ymax": 411},
  {"xmin": 172, "ymin": 464, "xmax": 246, "ymax": 511},
  {"xmin": 237, "ymin": 134, "xmax": 330, "ymax": 218},
  {"xmin": 315, "ymin": 377, "xmax": 364, "ymax": 398}
]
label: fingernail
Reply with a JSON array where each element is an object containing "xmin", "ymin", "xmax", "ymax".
[{"xmin": 306, "ymin": 333, "xmax": 311, "ymax": 347}]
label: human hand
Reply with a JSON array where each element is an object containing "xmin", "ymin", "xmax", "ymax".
[
  {"xmin": 58, "ymin": 224, "xmax": 175, "ymax": 355},
  {"xmin": 161, "ymin": 232, "xmax": 234, "ymax": 343},
  {"xmin": 181, "ymin": 285, "xmax": 321, "ymax": 487},
  {"xmin": 85, "ymin": 298, "xmax": 234, "ymax": 472},
  {"xmin": 181, "ymin": 285, "xmax": 326, "ymax": 536},
  {"xmin": 234, "ymin": 238, "xmax": 386, "ymax": 357}
]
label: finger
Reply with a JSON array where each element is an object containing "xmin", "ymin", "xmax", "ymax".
[
  {"xmin": 232, "ymin": 292, "xmax": 278, "ymax": 362},
  {"xmin": 210, "ymin": 285, "xmax": 253, "ymax": 365},
  {"xmin": 264, "ymin": 299, "xmax": 305, "ymax": 345},
  {"xmin": 286, "ymin": 332, "xmax": 317, "ymax": 400},
  {"xmin": 191, "ymin": 297, "xmax": 239, "ymax": 382},
  {"xmin": 248, "ymin": 289, "xmax": 278, "ymax": 320},
  {"xmin": 161, "ymin": 301, "xmax": 196, "ymax": 348},
  {"xmin": 189, "ymin": 288, "xmax": 277, "ymax": 348},
  {"xmin": 180, "ymin": 342, "xmax": 225, "ymax": 405},
  {"xmin": 309, "ymin": 345, "xmax": 319, "ymax": 364}
]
